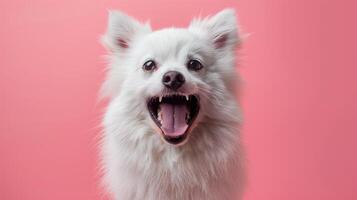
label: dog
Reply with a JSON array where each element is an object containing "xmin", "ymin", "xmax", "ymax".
[{"xmin": 100, "ymin": 8, "xmax": 245, "ymax": 200}]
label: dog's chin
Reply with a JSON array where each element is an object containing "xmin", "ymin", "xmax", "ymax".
[{"xmin": 147, "ymin": 94, "xmax": 200, "ymax": 146}]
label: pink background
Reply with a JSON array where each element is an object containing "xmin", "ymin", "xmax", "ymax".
[{"xmin": 1, "ymin": 0, "xmax": 357, "ymax": 199}]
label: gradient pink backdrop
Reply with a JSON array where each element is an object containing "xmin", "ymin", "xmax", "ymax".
[{"xmin": 1, "ymin": 0, "xmax": 357, "ymax": 199}]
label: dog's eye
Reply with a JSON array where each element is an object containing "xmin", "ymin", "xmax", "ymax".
[
  {"xmin": 187, "ymin": 59, "xmax": 203, "ymax": 71},
  {"xmin": 143, "ymin": 60, "xmax": 157, "ymax": 71}
]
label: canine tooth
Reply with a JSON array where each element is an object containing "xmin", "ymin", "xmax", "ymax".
[
  {"xmin": 185, "ymin": 95, "xmax": 189, "ymax": 101},
  {"xmin": 159, "ymin": 96, "xmax": 163, "ymax": 102},
  {"xmin": 158, "ymin": 109, "xmax": 162, "ymax": 121}
]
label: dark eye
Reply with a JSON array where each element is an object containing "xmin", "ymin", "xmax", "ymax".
[
  {"xmin": 143, "ymin": 60, "xmax": 156, "ymax": 71},
  {"xmin": 187, "ymin": 59, "xmax": 203, "ymax": 71}
]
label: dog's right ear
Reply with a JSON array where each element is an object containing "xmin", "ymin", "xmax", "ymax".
[{"xmin": 101, "ymin": 11, "xmax": 151, "ymax": 53}]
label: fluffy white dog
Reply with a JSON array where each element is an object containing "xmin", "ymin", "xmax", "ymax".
[{"xmin": 100, "ymin": 8, "xmax": 245, "ymax": 200}]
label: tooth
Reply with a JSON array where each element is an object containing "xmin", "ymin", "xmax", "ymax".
[
  {"xmin": 185, "ymin": 95, "xmax": 189, "ymax": 101},
  {"xmin": 158, "ymin": 109, "xmax": 162, "ymax": 122},
  {"xmin": 159, "ymin": 96, "xmax": 163, "ymax": 102},
  {"xmin": 185, "ymin": 113, "xmax": 190, "ymax": 123}
]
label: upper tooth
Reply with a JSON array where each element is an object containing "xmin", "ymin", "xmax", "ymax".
[
  {"xmin": 185, "ymin": 95, "xmax": 189, "ymax": 101},
  {"xmin": 159, "ymin": 96, "xmax": 163, "ymax": 102}
]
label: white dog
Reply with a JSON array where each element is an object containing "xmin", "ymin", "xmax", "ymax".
[{"xmin": 100, "ymin": 9, "xmax": 245, "ymax": 200}]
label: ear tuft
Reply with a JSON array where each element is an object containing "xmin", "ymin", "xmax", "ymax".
[
  {"xmin": 189, "ymin": 9, "xmax": 240, "ymax": 50},
  {"xmin": 101, "ymin": 10, "xmax": 151, "ymax": 53}
]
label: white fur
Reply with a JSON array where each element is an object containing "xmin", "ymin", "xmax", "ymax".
[{"xmin": 100, "ymin": 9, "xmax": 245, "ymax": 200}]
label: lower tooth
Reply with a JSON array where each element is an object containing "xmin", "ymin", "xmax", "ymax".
[{"xmin": 158, "ymin": 111, "xmax": 162, "ymax": 122}]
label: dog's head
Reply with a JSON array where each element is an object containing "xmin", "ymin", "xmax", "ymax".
[{"xmin": 101, "ymin": 9, "xmax": 241, "ymax": 146}]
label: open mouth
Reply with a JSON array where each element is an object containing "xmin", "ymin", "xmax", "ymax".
[{"xmin": 147, "ymin": 94, "xmax": 200, "ymax": 145}]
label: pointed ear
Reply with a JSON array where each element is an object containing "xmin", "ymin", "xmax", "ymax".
[
  {"xmin": 189, "ymin": 9, "xmax": 240, "ymax": 51},
  {"xmin": 101, "ymin": 10, "xmax": 151, "ymax": 53}
]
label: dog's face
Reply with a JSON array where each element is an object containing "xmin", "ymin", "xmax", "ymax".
[{"xmin": 102, "ymin": 9, "xmax": 241, "ymax": 146}]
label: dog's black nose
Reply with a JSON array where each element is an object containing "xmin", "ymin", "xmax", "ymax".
[{"xmin": 162, "ymin": 71, "xmax": 185, "ymax": 90}]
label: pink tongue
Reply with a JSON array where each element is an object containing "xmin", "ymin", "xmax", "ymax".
[{"xmin": 160, "ymin": 103, "xmax": 188, "ymax": 137}]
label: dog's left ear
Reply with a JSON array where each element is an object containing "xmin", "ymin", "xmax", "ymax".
[
  {"xmin": 101, "ymin": 10, "xmax": 151, "ymax": 53},
  {"xmin": 189, "ymin": 9, "xmax": 241, "ymax": 51}
]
